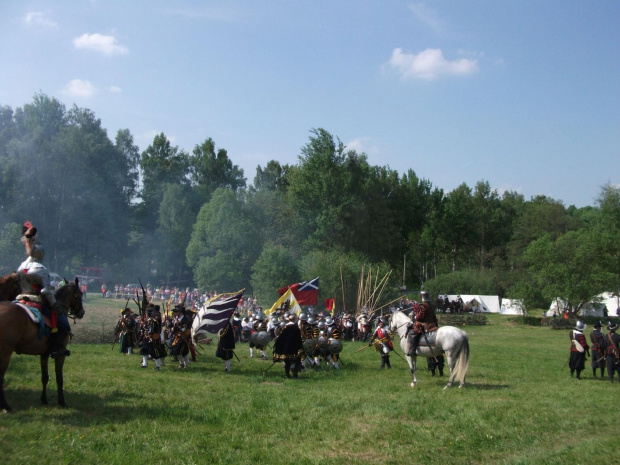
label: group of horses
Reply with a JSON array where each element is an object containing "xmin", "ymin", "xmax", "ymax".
[{"xmin": 0, "ymin": 272, "xmax": 85, "ymax": 412}]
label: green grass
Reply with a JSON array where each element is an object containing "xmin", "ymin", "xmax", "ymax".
[{"xmin": 1, "ymin": 298, "xmax": 618, "ymax": 464}]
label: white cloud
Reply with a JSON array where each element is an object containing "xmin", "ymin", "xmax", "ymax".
[
  {"xmin": 386, "ymin": 48, "xmax": 479, "ymax": 80},
  {"xmin": 24, "ymin": 11, "xmax": 57, "ymax": 27},
  {"xmin": 345, "ymin": 137, "xmax": 380, "ymax": 156},
  {"xmin": 62, "ymin": 79, "xmax": 97, "ymax": 98},
  {"xmin": 408, "ymin": 3, "xmax": 445, "ymax": 35},
  {"xmin": 108, "ymin": 85, "xmax": 122, "ymax": 93},
  {"xmin": 73, "ymin": 33, "xmax": 129, "ymax": 55}
]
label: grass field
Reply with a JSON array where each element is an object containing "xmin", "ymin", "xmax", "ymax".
[{"xmin": 1, "ymin": 295, "xmax": 618, "ymax": 465}]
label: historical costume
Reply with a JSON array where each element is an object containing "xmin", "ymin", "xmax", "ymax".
[
  {"xmin": 170, "ymin": 305, "xmax": 191, "ymax": 368},
  {"xmin": 589, "ymin": 321, "xmax": 606, "ymax": 378},
  {"xmin": 16, "ymin": 221, "xmax": 70, "ymax": 359},
  {"xmin": 406, "ymin": 291, "xmax": 439, "ymax": 357},
  {"xmin": 216, "ymin": 320, "xmax": 236, "ymax": 372},
  {"xmin": 426, "ymin": 354, "xmax": 445, "ymax": 376},
  {"xmin": 142, "ymin": 305, "xmax": 165, "ymax": 370},
  {"xmin": 605, "ymin": 322, "xmax": 620, "ymax": 383},
  {"xmin": 249, "ymin": 312, "xmax": 268, "ymax": 359},
  {"xmin": 232, "ymin": 312, "xmax": 242, "ymax": 343},
  {"xmin": 324, "ymin": 317, "xmax": 341, "ymax": 369},
  {"xmin": 298, "ymin": 313, "xmax": 315, "ymax": 369},
  {"xmin": 569, "ymin": 320, "xmax": 589, "ymax": 379},
  {"xmin": 273, "ymin": 314, "xmax": 304, "ymax": 378},
  {"xmin": 116, "ymin": 307, "xmax": 136, "ymax": 355},
  {"xmin": 369, "ymin": 317, "xmax": 393, "ymax": 369}
]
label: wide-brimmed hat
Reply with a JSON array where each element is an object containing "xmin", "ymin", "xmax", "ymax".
[
  {"xmin": 120, "ymin": 307, "xmax": 132, "ymax": 315},
  {"xmin": 608, "ymin": 322, "xmax": 618, "ymax": 332}
]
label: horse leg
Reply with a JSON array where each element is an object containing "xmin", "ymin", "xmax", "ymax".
[
  {"xmin": 0, "ymin": 351, "xmax": 13, "ymax": 412},
  {"xmin": 409, "ymin": 356, "xmax": 417, "ymax": 387},
  {"xmin": 40, "ymin": 355, "xmax": 50, "ymax": 405},
  {"xmin": 443, "ymin": 353, "xmax": 455, "ymax": 389},
  {"xmin": 54, "ymin": 356, "xmax": 68, "ymax": 408}
]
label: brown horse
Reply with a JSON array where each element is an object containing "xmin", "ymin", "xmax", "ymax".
[
  {"xmin": 0, "ymin": 277, "xmax": 85, "ymax": 412},
  {"xmin": 0, "ymin": 272, "xmax": 20, "ymax": 301}
]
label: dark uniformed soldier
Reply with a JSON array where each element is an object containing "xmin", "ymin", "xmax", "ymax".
[
  {"xmin": 407, "ymin": 291, "xmax": 439, "ymax": 357},
  {"xmin": 273, "ymin": 314, "xmax": 304, "ymax": 378},
  {"xmin": 605, "ymin": 322, "xmax": 620, "ymax": 383},
  {"xmin": 569, "ymin": 320, "xmax": 589, "ymax": 379},
  {"xmin": 215, "ymin": 319, "xmax": 236, "ymax": 372},
  {"xmin": 116, "ymin": 307, "xmax": 136, "ymax": 355},
  {"xmin": 589, "ymin": 321, "xmax": 606, "ymax": 378},
  {"xmin": 170, "ymin": 305, "xmax": 191, "ymax": 368}
]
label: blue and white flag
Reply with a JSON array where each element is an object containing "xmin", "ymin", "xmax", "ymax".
[{"xmin": 191, "ymin": 289, "xmax": 244, "ymax": 338}]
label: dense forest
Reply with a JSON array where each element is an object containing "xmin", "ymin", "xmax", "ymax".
[{"xmin": 1, "ymin": 94, "xmax": 618, "ymax": 312}]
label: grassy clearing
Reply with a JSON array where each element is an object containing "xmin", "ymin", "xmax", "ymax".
[{"xmin": 1, "ymin": 298, "xmax": 618, "ymax": 464}]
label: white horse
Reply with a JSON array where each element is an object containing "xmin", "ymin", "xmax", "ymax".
[{"xmin": 389, "ymin": 310, "xmax": 469, "ymax": 389}]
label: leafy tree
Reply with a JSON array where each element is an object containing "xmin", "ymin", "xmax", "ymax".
[
  {"xmin": 250, "ymin": 243, "xmax": 300, "ymax": 307},
  {"xmin": 525, "ymin": 229, "xmax": 613, "ymax": 312},
  {"xmin": 115, "ymin": 129, "xmax": 141, "ymax": 203},
  {"xmin": 188, "ymin": 138, "xmax": 246, "ymax": 205},
  {"xmin": 186, "ymin": 188, "xmax": 259, "ymax": 292},
  {"xmin": 441, "ymin": 183, "xmax": 476, "ymax": 271},
  {"xmin": 422, "ymin": 269, "xmax": 497, "ymax": 298},
  {"xmin": 156, "ymin": 183, "xmax": 197, "ymax": 287},
  {"xmin": 0, "ymin": 223, "xmax": 23, "ymax": 275},
  {"xmin": 251, "ymin": 160, "xmax": 290, "ymax": 193}
]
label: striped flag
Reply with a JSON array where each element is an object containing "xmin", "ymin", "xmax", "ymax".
[{"xmin": 191, "ymin": 289, "xmax": 245, "ymax": 338}]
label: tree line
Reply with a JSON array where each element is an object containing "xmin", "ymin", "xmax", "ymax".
[{"xmin": 1, "ymin": 94, "xmax": 618, "ymax": 312}]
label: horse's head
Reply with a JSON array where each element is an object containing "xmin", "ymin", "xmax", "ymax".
[{"xmin": 56, "ymin": 277, "xmax": 85, "ymax": 319}]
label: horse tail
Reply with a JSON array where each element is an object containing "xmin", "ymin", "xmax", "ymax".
[{"xmin": 451, "ymin": 334, "xmax": 470, "ymax": 385}]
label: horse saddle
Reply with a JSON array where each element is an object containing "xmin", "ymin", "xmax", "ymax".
[
  {"xmin": 13, "ymin": 300, "xmax": 50, "ymax": 339},
  {"xmin": 418, "ymin": 330, "xmax": 438, "ymax": 347}
]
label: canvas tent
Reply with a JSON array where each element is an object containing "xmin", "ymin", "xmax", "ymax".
[
  {"xmin": 500, "ymin": 298, "xmax": 526, "ymax": 315},
  {"xmin": 546, "ymin": 293, "xmax": 619, "ymax": 318},
  {"xmin": 445, "ymin": 295, "xmax": 501, "ymax": 313}
]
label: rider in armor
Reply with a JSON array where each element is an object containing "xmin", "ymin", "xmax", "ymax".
[
  {"xmin": 369, "ymin": 317, "xmax": 393, "ymax": 369},
  {"xmin": 406, "ymin": 291, "xmax": 439, "ymax": 357},
  {"xmin": 16, "ymin": 221, "xmax": 70, "ymax": 359}
]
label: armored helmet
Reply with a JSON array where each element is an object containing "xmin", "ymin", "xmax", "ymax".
[
  {"xmin": 325, "ymin": 317, "xmax": 334, "ymax": 326},
  {"xmin": 307, "ymin": 317, "xmax": 316, "ymax": 325},
  {"xmin": 574, "ymin": 320, "xmax": 586, "ymax": 331},
  {"xmin": 420, "ymin": 291, "xmax": 431, "ymax": 303},
  {"xmin": 299, "ymin": 312, "xmax": 308, "ymax": 321},
  {"xmin": 318, "ymin": 321, "xmax": 326, "ymax": 330}
]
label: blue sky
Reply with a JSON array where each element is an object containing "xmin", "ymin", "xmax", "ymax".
[{"xmin": 1, "ymin": 1, "xmax": 618, "ymax": 208}]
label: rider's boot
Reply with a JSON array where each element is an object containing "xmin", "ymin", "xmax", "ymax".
[
  {"xmin": 407, "ymin": 333, "xmax": 421, "ymax": 357},
  {"xmin": 49, "ymin": 329, "xmax": 71, "ymax": 359}
]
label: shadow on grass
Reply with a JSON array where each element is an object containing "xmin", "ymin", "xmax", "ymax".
[{"xmin": 2, "ymin": 387, "xmax": 148, "ymax": 424}]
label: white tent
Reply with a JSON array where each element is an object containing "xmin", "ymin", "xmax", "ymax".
[
  {"xmin": 546, "ymin": 293, "xmax": 620, "ymax": 318},
  {"xmin": 500, "ymin": 298, "xmax": 526, "ymax": 315},
  {"xmin": 445, "ymin": 294, "xmax": 500, "ymax": 313}
]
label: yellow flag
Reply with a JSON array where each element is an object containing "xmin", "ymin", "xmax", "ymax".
[{"xmin": 266, "ymin": 288, "xmax": 303, "ymax": 316}]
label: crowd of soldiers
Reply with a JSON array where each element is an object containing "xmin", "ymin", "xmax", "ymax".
[
  {"xmin": 568, "ymin": 319, "xmax": 620, "ymax": 383},
  {"xmin": 114, "ymin": 303, "xmax": 345, "ymax": 378}
]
